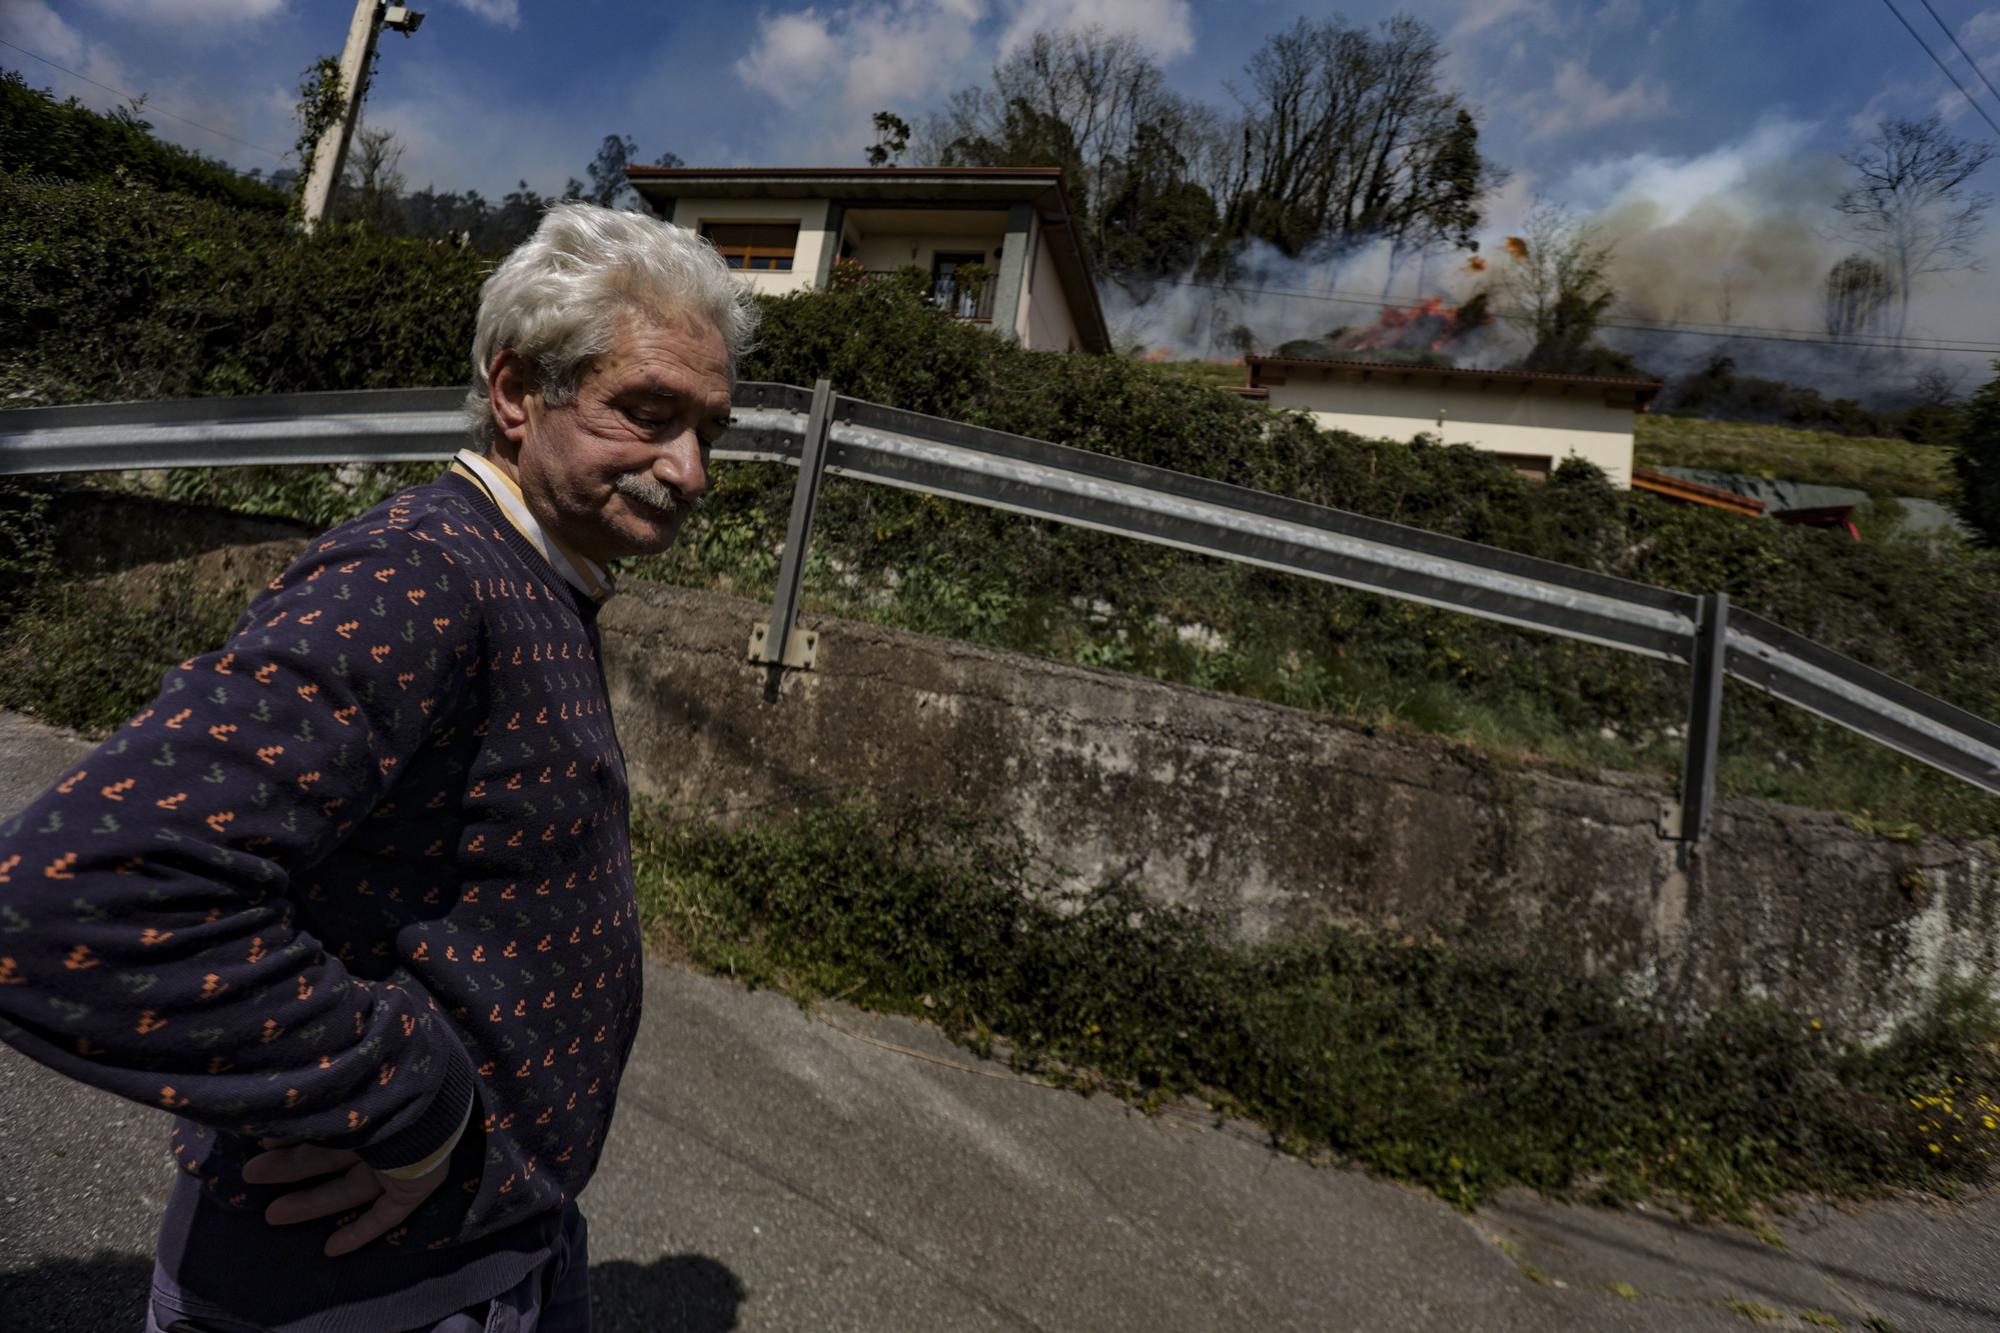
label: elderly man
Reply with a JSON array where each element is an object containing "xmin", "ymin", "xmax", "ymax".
[{"xmin": 0, "ymin": 202, "xmax": 757, "ymax": 1331}]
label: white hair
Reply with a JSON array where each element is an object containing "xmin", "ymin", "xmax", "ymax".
[{"xmin": 463, "ymin": 202, "xmax": 760, "ymax": 451}]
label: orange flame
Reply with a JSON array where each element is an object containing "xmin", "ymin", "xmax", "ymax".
[
  {"xmin": 1502, "ymin": 236, "xmax": 1529, "ymax": 262},
  {"xmin": 1348, "ymin": 297, "xmax": 1464, "ymax": 352}
]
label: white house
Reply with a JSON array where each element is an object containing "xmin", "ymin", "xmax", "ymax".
[
  {"xmin": 1244, "ymin": 356, "xmax": 1662, "ymax": 488},
  {"xmin": 626, "ymin": 165, "xmax": 1113, "ymax": 355}
]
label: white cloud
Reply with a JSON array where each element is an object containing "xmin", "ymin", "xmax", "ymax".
[
  {"xmin": 1961, "ymin": 6, "xmax": 2000, "ymax": 48},
  {"xmin": 1524, "ymin": 59, "xmax": 1669, "ymax": 139},
  {"xmin": 732, "ymin": 0, "xmax": 1195, "ymax": 160},
  {"xmin": 441, "ymin": 0, "xmax": 522, "ymax": 28},
  {"xmin": 996, "ymin": 0, "xmax": 1195, "ymax": 60},
  {"xmin": 80, "ymin": 0, "xmax": 288, "ymax": 24},
  {"xmin": 735, "ymin": 9, "xmax": 847, "ymax": 108},
  {"xmin": 2, "ymin": 0, "xmax": 91, "ymax": 67},
  {"xmin": 736, "ymin": 0, "xmax": 992, "ymax": 117},
  {"xmin": 1447, "ymin": 0, "xmax": 1557, "ymax": 41}
]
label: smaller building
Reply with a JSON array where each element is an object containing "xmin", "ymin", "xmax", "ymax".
[
  {"xmin": 1245, "ymin": 356, "xmax": 1662, "ymax": 489},
  {"xmin": 625, "ymin": 165, "xmax": 1112, "ymax": 355}
]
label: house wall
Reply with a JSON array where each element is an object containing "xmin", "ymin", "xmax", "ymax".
[
  {"xmin": 668, "ymin": 197, "xmax": 831, "ymax": 297},
  {"xmin": 1264, "ymin": 372, "xmax": 1639, "ymax": 487},
  {"xmin": 1018, "ymin": 224, "xmax": 1081, "ymax": 353}
]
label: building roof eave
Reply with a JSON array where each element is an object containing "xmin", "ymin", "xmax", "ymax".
[
  {"xmin": 1246, "ymin": 354, "xmax": 1663, "ymax": 404},
  {"xmin": 1034, "ymin": 173, "xmax": 1112, "ymax": 354}
]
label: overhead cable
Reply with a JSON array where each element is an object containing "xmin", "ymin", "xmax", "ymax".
[
  {"xmin": 0, "ymin": 38, "xmax": 289, "ymax": 165},
  {"xmin": 1874, "ymin": 0, "xmax": 2000, "ymax": 139},
  {"xmin": 1916, "ymin": 0, "xmax": 2000, "ymax": 112}
]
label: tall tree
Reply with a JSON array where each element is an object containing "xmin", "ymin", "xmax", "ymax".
[
  {"xmin": 584, "ymin": 133, "xmax": 639, "ymax": 210},
  {"xmin": 866, "ymin": 111, "xmax": 910, "ymax": 167},
  {"xmin": 1099, "ymin": 119, "xmax": 1218, "ymax": 276},
  {"xmin": 1218, "ymin": 16, "xmax": 1496, "ymax": 259},
  {"xmin": 920, "ymin": 28, "xmax": 1201, "ymax": 261},
  {"xmin": 1822, "ymin": 252, "xmax": 1894, "ymax": 338},
  {"xmin": 1836, "ymin": 114, "xmax": 1993, "ymax": 344},
  {"xmin": 335, "ymin": 124, "xmax": 405, "ymax": 231},
  {"xmin": 1497, "ymin": 205, "xmax": 1629, "ymax": 374}
]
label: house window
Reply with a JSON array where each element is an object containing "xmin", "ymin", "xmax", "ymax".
[
  {"xmin": 930, "ymin": 251, "xmax": 994, "ymax": 320},
  {"xmin": 1491, "ymin": 452, "xmax": 1553, "ymax": 482},
  {"xmin": 702, "ymin": 222, "xmax": 799, "ymax": 271}
]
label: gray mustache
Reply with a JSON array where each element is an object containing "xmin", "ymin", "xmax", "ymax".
[{"xmin": 614, "ymin": 472, "xmax": 705, "ymax": 515}]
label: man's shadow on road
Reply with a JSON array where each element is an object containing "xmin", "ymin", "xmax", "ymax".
[
  {"xmin": 591, "ymin": 1254, "xmax": 745, "ymax": 1332},
  {"xmin": 0, "ymin": 1251, "xmax": 153, "ymax": 1332},
  {"xmin": 0, "ymin": 1251, "xmax": 746, "ymax": 1333}
]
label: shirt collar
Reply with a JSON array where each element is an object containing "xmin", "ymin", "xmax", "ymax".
[{"xmin": 450, "ymin": 449, "xmax": 615, "ymax": 603}]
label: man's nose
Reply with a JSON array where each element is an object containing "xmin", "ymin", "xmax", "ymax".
[{"xmin": 651, "ymin": 427, "xmax": 708, "ymax": 499}]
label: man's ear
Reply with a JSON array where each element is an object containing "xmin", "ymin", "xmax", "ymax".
[{"xmin": 487, "ymin": 348, "xmax": 536, "ymax": 448}]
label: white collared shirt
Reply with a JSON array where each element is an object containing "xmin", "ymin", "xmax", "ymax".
[{"xmin": 450, "ymin": 449, "xmax": 613, "ymax": 602}]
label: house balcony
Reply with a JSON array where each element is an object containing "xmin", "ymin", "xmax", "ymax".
[{"xmin": 863, "ymin": 269, "xmax": 997, "ymax": 322}]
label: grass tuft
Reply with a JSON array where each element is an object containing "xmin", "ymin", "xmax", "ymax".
[{"xmin": 0, "ymin": 568, "xmax": 246, "ymax": 733}]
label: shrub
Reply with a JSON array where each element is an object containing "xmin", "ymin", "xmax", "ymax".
[
  {"xmin": 0, "ymin": 71, "xmax": 286, "ymax": 214},
  {"xmin": 0, "ymin": 174, "xmax": 485, "ymax": 406},
  {"xmin": 1952, "ymin": 362, "xmax": 2000, "ymax": 546},
  {"xmin": 0, "ymin": 563, "xmax": 248, "ymax": 732}
]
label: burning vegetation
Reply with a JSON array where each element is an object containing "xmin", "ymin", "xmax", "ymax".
[{"xmin": 1269, "ymin": 292, "xmax": 1495, "ymax": 365}]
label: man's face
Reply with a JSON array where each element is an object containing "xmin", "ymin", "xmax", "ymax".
[{"xmin": 512, "ymin": 315, "xmax": 732, "ymax": 565}]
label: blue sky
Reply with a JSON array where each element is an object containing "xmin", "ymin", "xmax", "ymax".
[
  {"xmin": 8, "ymin": 0, "xmax": 1994, "ymax": 203},
  {"xmin": 6, "ymin": 0, "xmax": 2000, "ymax": 350}
]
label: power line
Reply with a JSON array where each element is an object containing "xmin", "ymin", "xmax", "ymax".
[
  {"xmin": 1875, "ymin": 0, "xmax": 2000, "ymax": 139},
  {"xmin": 1134, "ymin": 273, "xmax": 2000, "ymax": 356},
  {"xmin": 0, "ymin": 38, "xmax": 290, "ymax": 165},
  {"xmin": 1916, "ymin": 0, "xmax": 2000, "ymax": 112}
]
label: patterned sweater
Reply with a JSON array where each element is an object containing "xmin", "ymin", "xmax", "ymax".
[{"xmin": 0, "ymin": 473, "xmax": 644, "ymax": 1330}]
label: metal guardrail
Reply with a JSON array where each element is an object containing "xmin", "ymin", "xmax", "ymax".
[{"xmin": 4, "ymin": 382, "xmax": 1998, "ymax": 844}]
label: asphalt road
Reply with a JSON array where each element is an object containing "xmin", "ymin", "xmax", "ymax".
[{"xmin": 2, "ymin": 710, "xmax": 1994, "ymax": 1332}]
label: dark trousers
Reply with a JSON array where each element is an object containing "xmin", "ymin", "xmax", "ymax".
[{"xmin": 146, "ymin": 1206, "xmax": 591, "ymax": 1333}]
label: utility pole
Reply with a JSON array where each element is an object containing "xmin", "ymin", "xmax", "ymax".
[{"xmin": 299, "ymin": 2, "xmax": 423, "ymax": 232}]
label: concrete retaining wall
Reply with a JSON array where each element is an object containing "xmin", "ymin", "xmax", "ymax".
[{"xmin": 600, "ymin": 581, "xmax": 2000, "ymax": 1038}]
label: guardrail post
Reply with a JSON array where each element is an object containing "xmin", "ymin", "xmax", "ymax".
[
  {"xmin": 1669, "ymin": 591, "xmax": 1729, "ymax": 845},
  {"xmin": 747, "ymin": 377, "xmax": 833, "ymax": 671}
]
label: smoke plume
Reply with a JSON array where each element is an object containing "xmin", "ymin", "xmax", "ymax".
[{"xmin": 1101, "ymin": 119, "xmax": 1999, "ymax": 403}]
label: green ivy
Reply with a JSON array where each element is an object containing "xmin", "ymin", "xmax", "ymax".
[{"xmin": 291, "ymin": 56, "xmax": 346, "ymax": 214}]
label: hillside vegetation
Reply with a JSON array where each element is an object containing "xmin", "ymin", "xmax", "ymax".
[
  {"xmin": 1636, "ymin": 415, "xmax": 1953, "ymax": 498},
  {"xmin": 0, "ymin": 70, "xmax": 287, "ymax": 214}
]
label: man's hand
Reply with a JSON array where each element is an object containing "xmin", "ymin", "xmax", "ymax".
[{"xmin": 243, "ymin": 1138, "xmax": 449, "ymax": 1257}]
